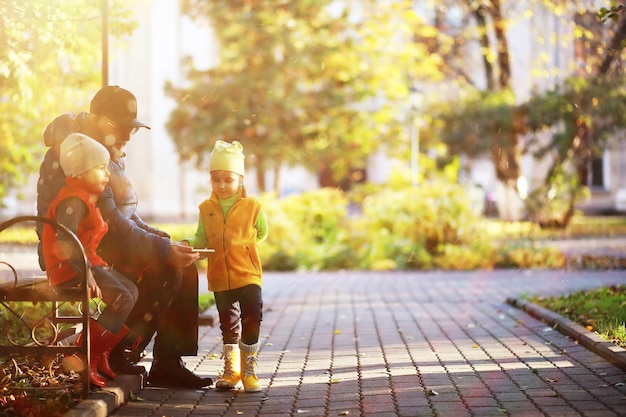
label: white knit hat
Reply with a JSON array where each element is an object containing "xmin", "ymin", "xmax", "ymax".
[
  {"xmin": 59, "ymin": 133, "xmax": 110, "ymax": 177},
  {"xmin": 209, "ymin": 140, "xmax": 245, "ymax": 175}
]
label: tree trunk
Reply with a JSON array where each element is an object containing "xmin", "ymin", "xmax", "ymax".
[
  {"xmin": 255, "ymin": 155, "xmax": 266, "ymax": 193},
  {"xmin": 471, "ymin": 5, "xmax": 495, "ymax": 90},
  {"xmin": 551, "ymin": 11, "xmax": 626, "ymax": 227},
  {"xmin": 470, "ymin": 0, "xmax": 523, "ymax": 219},
  {"xmin": 599, "ymin": 14, "xmax": 626, "ymax": 75},
  {"xmin": 489, "ymin": 0, "xmax": 511, "ymax": 87},
  {"xmin": 273, "ymin": 163, "xmax": 281, "ymax": 195}
]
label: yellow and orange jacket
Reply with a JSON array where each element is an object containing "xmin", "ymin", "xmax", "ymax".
[{"xmin": 194, "ymin": 191, "xmax": 266, "ymax": 292}]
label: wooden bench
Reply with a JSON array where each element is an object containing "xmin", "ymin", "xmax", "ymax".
[{"xmin": 0, "ymin": 215, "xmax": 91, "ymax": 398}]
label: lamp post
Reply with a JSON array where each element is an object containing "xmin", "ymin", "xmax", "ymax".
[
  {"xmin": 101, "ymin": 0, "xmax": 108, "ymax": 87},
  {"xmin": 409, "ymin": 87, "xmax": 423, "ymax": 186}
]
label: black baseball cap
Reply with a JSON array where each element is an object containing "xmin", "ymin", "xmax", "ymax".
[{"xmin": 90, "ymin": 85, "xmax": 150, "ymax": 129}]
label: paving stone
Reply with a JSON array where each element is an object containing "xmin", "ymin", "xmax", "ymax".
[{"xmin": 87, "ymin": 270, "xmax": 626, "ymax": 417}]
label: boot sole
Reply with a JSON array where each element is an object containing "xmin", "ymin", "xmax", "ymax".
[{"xmin": 215, "ymin": 381, "xmax": 242, "ymax": 390}]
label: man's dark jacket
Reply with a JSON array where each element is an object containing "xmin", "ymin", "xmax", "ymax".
[{"xmin": 37, "ymin": 112, "xmax": 169, "ymax": 274}]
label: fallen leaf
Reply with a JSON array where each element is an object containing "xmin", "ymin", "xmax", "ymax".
[
  {"xmin": 427, "ymin": 388, "xmax": 438, "ymax": 396},
  {"xmin": 338, "ymin": 411, "xmax": 350, "ymax": 416},
  {"xmin": 130, "ymin": 392, "xmax": 145, "ymax": 402},
  {"xmin": 334, "ymin": 329, "xmax": 341, "ymax": 335}
]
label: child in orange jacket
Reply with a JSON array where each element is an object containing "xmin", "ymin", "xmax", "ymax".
[
  {"xmin": 42, "ymin": 133, "xmax": 138, "ymax": 387},
  {"xmin": 183, "ymin": 140, "xmax": 268, "ymax": 392}
]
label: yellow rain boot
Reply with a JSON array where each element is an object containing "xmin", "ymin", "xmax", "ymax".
[
  {"xmin": 240, "ymin": 341, "xmax": 261, "ymax": 393},
  {"xmin": 215, "ymin": 344, "xmax": 241, "ymax": 390}
]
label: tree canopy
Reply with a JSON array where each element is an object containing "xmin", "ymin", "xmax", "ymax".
[
  {"xmin": 0, "ymin": 0, "xmax": 135, "ymax": 205},
  {"xmin": 422, "ymin": 0, "xmax": 626, "ymax": 224},
  {"xmin": 166, "ymin": 0, "xmax": 443, "ymax": 192}
]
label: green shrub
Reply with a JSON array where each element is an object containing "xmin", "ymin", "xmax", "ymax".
[
  {"xmin": 257, "ymin": 192, "xmax": 303, "ymax": 271},
  {"xmin": 255, "ymin": 182, "xmax": 518, "ymax": 271},
  {"xmin": 8, "ymin": 184, "xmax": 614, "ymax": 273},
  {"xmin": 0, "ymin": 301, "xmax": 82, "ymax": 346},
  {"xmin": 259, "ymin": 189, "xmax": 352, "ymax": 271},
  {"xmin": 496, "ymin": 242, "xmax": 567, "ymax": 269},
  {"xmin": 357, "ymin": 181, "xmax": 486, "ymax": 270},
  {"xmin": 433, "ymin": 243, "xmax": 496, "ymax": 270},
  {"xmin": 198, "ymin": 292, "xmax": 214, "ymax": 312},
  {"xmin": 523, "ymin": 164, "xmax": 590, "ymax": 228}
]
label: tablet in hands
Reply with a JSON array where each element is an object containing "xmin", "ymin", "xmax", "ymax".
[{"xmin": 191, "ymin": 248, "xmax": 215, "ymax": 254}]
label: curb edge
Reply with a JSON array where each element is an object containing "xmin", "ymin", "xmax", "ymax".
[
  {"xmin": 506, "ymin": 297, "xmax": 626, "ymax": 372},
  {"xmin": 63, "ymin": 374, "xmax": 144, "ymax": 417}
]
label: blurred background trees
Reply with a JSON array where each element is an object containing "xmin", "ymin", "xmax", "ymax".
[
  {"xmin": 1, "ymin": 0, "xmax": 625, "ymax": 229},
  {"xmin": 167, "ymin": 0, "xmax": 442, "ymax": 193},
  {"xmin": 424, "ymin": 0, "xmax": 626, "ymax": 227},
  {"xmin": 0, "ymin": 0, "xmax": 134, "ymax": 204}
]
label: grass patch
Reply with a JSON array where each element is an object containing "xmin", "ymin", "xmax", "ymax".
[
  {"xmin": 198, "ymin": 292, "xmax": 214, "ymax": 312},
  {"xmin": 526, "ymin": 284, "xmax": 626, "ymax": 349},
  {"xmin": 0, "ymin": 226, "xmax": 37, "ymax": 245}
]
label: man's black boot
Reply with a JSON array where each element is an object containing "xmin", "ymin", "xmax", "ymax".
[
  {"xmin": 109, "ymin": 344, "xmax": 146, "ymax": 375},
  {"xmin": 147, "ymin": 357, "xmax": 213, "ymax": 389}
]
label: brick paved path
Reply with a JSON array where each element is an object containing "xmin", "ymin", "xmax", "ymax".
[{"xmin": 109, "ymin": 270, "xmax": 626, "ymax": 417}]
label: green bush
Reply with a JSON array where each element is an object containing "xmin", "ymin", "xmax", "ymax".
[
  {"xmin": 356, "ymin": 181, "xmax": 485, "ymax": 270},
  {"xmin": 496, "ymin": 242, "xmax": 566, "ymax": 269},
  {"xmin": 0, "ymin": 301, "xmax": 83, "ymax": 346},
  {"xmin": 523, "ymin": 164, "xmax": 590, "ymax": 228},
  {"xmin": 432, "ymin": 242, "xmax": 496, "ymax": 270},
  {"xmin": 259, "ymin": 189, "xmax": 355, "ymax": 271},
  {"xmin": 258, "ymin": 183, "xmax": 491, "ymax": 271},
  {"xmin": 257, "ymin": 182, "xmax": 578, "ymax": 271},
  {"xmin": 257, "ymin": 192, "xmax": 304, "ymax": 271},
  {"xmin": 9, "ymin": 184, "xmax": 615, "ymax": 273}
]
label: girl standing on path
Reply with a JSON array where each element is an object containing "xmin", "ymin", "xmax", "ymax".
[{"xmin": 183, "ymin": 140, "xmax": 268, "ymax": 392}]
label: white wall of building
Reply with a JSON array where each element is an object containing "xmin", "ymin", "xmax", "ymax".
[{"xmin": 107, "ymin": 0, "xmax": 212, "ymax": 220}]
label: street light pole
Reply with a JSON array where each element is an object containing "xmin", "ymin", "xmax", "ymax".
[
  {"xmin": 101, "ymin": 0, "xmax": 108, "ymax": 87},
  {"xmin": 409, "ymin": 87, "xmax": 422, "ymax": 186}
]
